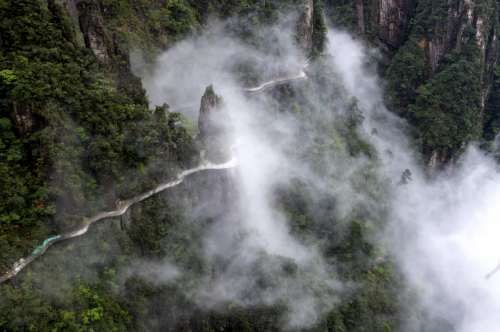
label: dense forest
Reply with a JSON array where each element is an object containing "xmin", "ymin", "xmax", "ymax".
[
  {"xmin": 0, "ymin": 0, "xmax": 498, "ymax": 330},
  {"xmin": 326, "ymin": 0, "xmax": 500, "ymax": 167}
]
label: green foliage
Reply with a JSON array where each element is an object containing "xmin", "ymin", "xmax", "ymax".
[
  {"xmin": 482, "ymin": 59, "xmax": 500, "ymax": 144},
  {"xmin": 100, "ymin": 0, "xmax": 201, "ymax": 71},
  {"xmin": 0, "ymin": 69, "xmax": 16, "ymax": 85},
  {"xmin": 168, "ymin": 111, "xmax": 199, "ymax": 137},
  {"xmin": 383, "ymin": 0, "xmax": 500, "ymax": 161},
  {"xmin": 398, "ymin": 169, "xmax": 412, "ymax": 185},
  {"xmin": 0, "ymin": 1, "xmax": 442, "ymax": 331},
  {"xmin": 386, "ymin": 16, "xmax": 485, "ymax": 160},
  {"xmin": 312, "ymin": 0, "xmax": 328, "ymax": 54},
  {"xmin": 405, "ymin": 47, "xmax": 482, "ymax": 157},
  {"xmin": 324, "ymin": 0, "xmax": 386, "ymax": 46},
  {"xmin": 0, "ymin": 0, "xmax": 197, "ymax": 272}
]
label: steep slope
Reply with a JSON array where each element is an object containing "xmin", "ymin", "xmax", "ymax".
[
  {"xmin": 0, "ymin": 54, "xmax": 437, "ymax": 331},
  {"xmin": 327, "ymin": 0, "xmax": 415, "ymax": 52},
  {"xmin": 327, "ymin": 0, "xmax": 500, "ymax": 169},
  {"xmin": 0, "ymin": 1, "xmax": 453, "ymax": 331},
  {"xmin": 0, "ymin": 0, "xmax": 197, "ymax": 277},
  {"xmin": 93, "ymin": 0, "xmax": 326, "ymax": 74},
  {"xmin": 386, "ymin": 0, "xmax": 499, "ymax": 168}
]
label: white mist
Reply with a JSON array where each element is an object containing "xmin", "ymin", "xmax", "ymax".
[{"xmin": 327, "ymin": 29, "xmax": 500, "ymax": 331}]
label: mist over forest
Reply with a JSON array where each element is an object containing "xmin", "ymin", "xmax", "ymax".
[{"xmin": 1, "ymin": 0, "xmax": 500, "ymax": 331}]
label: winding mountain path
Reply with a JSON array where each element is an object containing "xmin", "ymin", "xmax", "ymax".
[
  {"xmin": 0, "ymin": 155, "xmax": 238, "ymax": 284},
  {"xmin": 242, "ymin": 69, "xmax": 307, "ymax": 94},
  {"xmin": 0, "ymin": 65, "xmax": 309, "ymax": 284},
  {"xmin": 170, "ymin": 69, "xmax": 307, "ymax": 112}
]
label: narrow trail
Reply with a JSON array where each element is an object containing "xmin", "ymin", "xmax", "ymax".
[
  {"xmin": 242, "ymin": 70, "xmax": 307, "ymax": 94},
  {"xmin": 0, "ymin": 65, "xmax": 310, "ymax": 284},
  {"xmin": 170, "ymin": 69, "xmax": 307, "ymax": 112},
  {"xmin": 0, "ymin": 156, "xmax": 238, "ymax": 284}
]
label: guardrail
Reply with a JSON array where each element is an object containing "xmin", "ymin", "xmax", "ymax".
[
  {"xmin": 0, "ymin": 155, "xmax": 238, "ymax": 284},
  {"xmin": 169, "ymin": 69, "xmax": 308, "ymax": 112}
]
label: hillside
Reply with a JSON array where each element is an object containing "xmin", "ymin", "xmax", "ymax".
[{"xmin": 1, "ymin": 0, "xmax": 497, "ymax": 331}]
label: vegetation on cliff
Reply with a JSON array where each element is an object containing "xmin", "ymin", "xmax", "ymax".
[
  {"xmin": 327, "ymin": 0, "xmax": 500, "ymax": 166},
  {"xmin": 0, "ymin": 51, "xmax": 438, "ymax": 331},
  {"xmin": 0, "ymin": 0, "xmax": 477, "ymax": 331},
  {"xmin": 0, "ymin": 0, "xmax": 197, "ymax": 278}
]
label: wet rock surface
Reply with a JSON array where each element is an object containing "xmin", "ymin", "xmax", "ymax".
[
  {"xmin": 197, "ymin": 86, "xmax": 235, "ymax": 164},
  {"xmin": 76, "ymin": 0, "xmax": 111, "ymax": 66}
]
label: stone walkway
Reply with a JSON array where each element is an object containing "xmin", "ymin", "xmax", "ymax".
[
  {"xmin": 170, "ymin": 69, "xmax": 308, "ymax": 112},
  {"xmin": 0, "ymin": 155, "xmax": 238, "ymax": 284}
]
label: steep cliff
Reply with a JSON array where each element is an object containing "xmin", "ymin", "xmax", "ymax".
[
  {"xmin": 0, "ymin": 0, "xmax": 197, "ymax": 272},
  {"xmin": 327, "ymin": 0, "xmax": 416, "ymax": 52},
  {"xmin": 0, "ymin": 1, "xmax": 447, "ymax": 331},
  {"xmin": 328, "ymin": 0, "xmax": 500, "ymax": 169},
  {"xmin": 385, "ymin": 0, "xmax": 499, "ymax": 169},
  {"xmin": 197, "ymin": 86, "xmax": 234, "ymax": 164},
  {"xmin": 76, "ymin": 0, "xmax": 111, "ymax": 66}
]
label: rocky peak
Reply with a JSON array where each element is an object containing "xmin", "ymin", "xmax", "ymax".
[
  {"xmin": 197, "ymin": 85, "xmax": 234, "ymax": 164},
  {"xmin": 76, "ymin": 0, "xmax": 111, "ymax": 66},
  {"xmin": 295, "ymin": 0, "xmax": 314, "ymax": 57}
]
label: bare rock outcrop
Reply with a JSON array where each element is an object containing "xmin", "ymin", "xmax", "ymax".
[
  {"xmin": 378, "ymin": 0, "xmax": 415, "ymax": 49},
  {"xmin": 197, "ymin": 86, "xmax": 234, "ymax": 164},
  {"xmin": 356, "ymin": 1, "xmax": 366, "ymax": 35},
  {"xmin": 64, "ymin": 0, "xmax": 78, "ymax": 22},
  {"xmin": 13, "ymin": 101, "xmax": 46, "ymax": 140},
  {"xmin": 295, "ymin": 0, "xmax": 314, "ymax": 57},
  {"xmin": 76, "ymin": 0, "xmax": 111, "ymax": 66},
  {"xmin": 422, "ymin": 0, "xmax": 498, "ymax": 139}
]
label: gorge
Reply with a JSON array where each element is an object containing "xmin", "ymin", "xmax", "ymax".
[{"xmin": 1, "ymin": 0, "xmax": 500, "ymax": 331}]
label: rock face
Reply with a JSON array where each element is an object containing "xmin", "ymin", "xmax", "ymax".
[
  {"xmin": 421, "ymin": 0, "xmax": 498, "ymax": 168},
  {"xmin": 13, "ymin": 101, "xmax": 45, "ymax": 140},
  {"xmin": 423, "ymin": 0, "xmax": 498, "ymax": 137},
  {"xmin": 356, "ymin": 0, "xmax": 365, "ymax": 35},
  {"xmin": 336, "ymin": 0, "xmax": 499, "ymax": 169},
  {"xmin": 76, "ymin": 0, "xmax": 111, "ymax": 66},
  {"xmin": 295, "ymin": 0, "xmax": 314, "ymax": 56},
  {"xmin": 378, "ymin": 0, "xmax": 415, "ymax": 49},
  {"xmin": 425, "ymin": 0, "xmax": 496, "ymax": 73},
  {"xmin": 197, "ymin": 86, "xmax": 234, "ymax": 164},
  {"xmin": 331, "ymin": 0, "xmax": 415, "ymax": 50},
  {"xmin": 64, "ymin": 0, "xmax": 78, "ymax": 22}
]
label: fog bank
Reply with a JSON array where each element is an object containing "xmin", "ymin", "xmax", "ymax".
[{"xmin": 328, "ymin": 30, "xmax": 500, "ymax": 331}]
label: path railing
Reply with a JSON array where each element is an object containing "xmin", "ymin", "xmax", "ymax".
[
  {"xmin": 169, "ymin": 68, "xmax": 308, "ymax": 112},
  {"xmin": 0, "ymin": 155, "xmax": 238, "ymax": 284}
]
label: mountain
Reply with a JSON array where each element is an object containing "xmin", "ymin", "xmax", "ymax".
[
  {"xmin": 327, "ymin": 0, "xmax": 500, "ymax": 169},
  {"xmin": 0, "ymin": 0, "xmax": 490, "ymax": 331}
]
